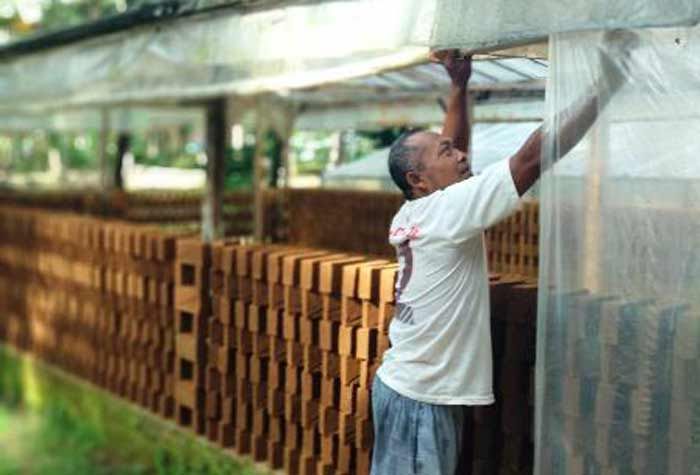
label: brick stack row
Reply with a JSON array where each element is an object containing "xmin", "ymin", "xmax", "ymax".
[
  {"xmin": 278, "ymin": 189, "xmax": 539, "ymax": 277},
  {"xmin": 485, "ymin": 200, "xmax": 539, "ymax": 279},
  {"xmin": 0, "ymin": 205, "xmax": 187, "ymax": 421},
  {"xmin": 539, "ymin": 291, "xmax": 697, "ymax": 474},
  {"xmin": 458, "ymin": 275, "xmax": 539, "ymax": 475},
  {"xmin": 173, "ymin": 241, "xmax": 399, "ymax": 475},
  {"xmin": 0, "ymin": 203, "xmax": 544, "ymax": 475}
]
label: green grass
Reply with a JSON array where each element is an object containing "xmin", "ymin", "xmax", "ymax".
[{"xmin": 0, "ymin": 345, "xmax": 270, "ymax": 475}]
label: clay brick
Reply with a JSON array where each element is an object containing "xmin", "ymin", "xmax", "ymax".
[
  {"xmin": 358, "ymin": 263, "xmax": 397, "ymax": 303},
  {"xmin": 356, "ymin": 327, "xmax": 377, "ymax": 360},
  {"xmin": 283, "ymin": 251, "xmax": 329, "ymax": 287},
  {"xmin": 286, "ymin": 340, "xmax": 304, "ymax": 367},
  {"xmin": 247, "ymin": 304, "xmax": 267, "ymax": 334},
  {"xmin": 283, "ymin": 447, "xmax": 300, "ymax": 475},
  {"xmin": 321, "ymin": 296, "xmax": 342, "ymax": 322},
  {"xmin": 359, "ymin": 360, "xmax": 379, "ymax": 389},
  {"xmin": 285, "ymin": 422, "xmax": 303, "ymax": 450},
  {"xmin": 300, "ymin": 399, "xmax": 319, "ymax": 428},
  {"xmin": 355, "ymin": 386, "xmax": 371, "ymax": 419},
  {"xmin": 356, "ymin": 448, "xmax": 372, "ymax": 475},
  {"xmin": 269, "ymin": 415, "xmax": 285, "ymax": 442},
  {"xmin": 322, "ymin": 351, "xmax": 340, "ymax": 379},
  {"xmin": 176, "ymin": 238, "xmax": 211, "ymax": 267},
  {"xmin": 236, "ymin": 429, "xmax": 252, "ymax": 454},
  {"xmin": 267, "ymin": 440, "xmax": 284, "ymax": 469},
  {"xmin": 340, "ymin": 297, "xmax": 363, "ymax": 326},
  {"xmin": 337, "ymin": 443, "xmax": 353, "ymax": 474},
  {"xmin": 355, "ymin": 418, "xmax": 373, "ymax": 449},
  {"xmin": 266, "ymin": 248, "xmax": 313, "ymax": 285},
  {"xmin": 301, "ymin": 371, "xmax": 322, "ymax": 401},
  {"xmin": 317, "ymin": 256, "xmax": 367, "ymax": 295},
  {"xmin": 220, "ymin": 422, "xmax": 236, "ymax": 448},
  {"xmin": 303, "ymin": 344, "xmax": 322, "ymax": 373},
  {"xmin": 319, "ymin": 320, "xmax": 339, "ymax": 352},
  {"xmin": 285, "ymin": 394, "xmax": 302, "ymax": 424},
  {"xmin": 321, "ymin": 433, "xmax": 338, "ymax": 465},
  {"xmin": 284, "ymin": 312, "xmax": 300, "ymax": 341},
  {"xmin": 301, "ymin": 291, "xmax": 324, "ymax": 320},
  {"xmin": 206, "ymin": 391, "xmax": 221, "ymax": 419},
  {"xmin": 338, "ymin": 412, "xmax": 356, "ymax": 447},
  {"xmin": 339, "ymin": 383, "xmax": 357, "ymax": 414},
  {"xmin": 361, "ymin": 301, "xmax": 380, "ymax": 328},
  {"xmin": 235, "ymin": 245, "xmax": 263, "ymax": 277},
  {"xmin": 300, "ymin": 254, "xmax": 347, "ymax": 292},
  {"xmin": 338, "ymin": 325, "xmax": 357, "ymax": 357},
  {"xmin": 265, "ymin": 307, "xmax": 284, "ymax": 337},
  {"xmin": 286, "ymin": 365, "xmax": 303, "ymax": 394},
  {"xmin": 268, "ymin": 387, "xmax": 285, "ymax": 416},
  {"xmin": 341, "ymin": 260, "xmax": 389, "ymax": 298},
  {"xmin": 269, "ymin": 336, "xmax": 287, "ymax": 362},
  {"xmin": 234, "ymin": 301, "xmax": 247, "ymax": 329},
  {"xmin": 319, "ymin": 406, "xmax": 339, "ymax": 437}
]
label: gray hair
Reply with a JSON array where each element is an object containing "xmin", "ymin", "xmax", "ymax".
[{"xmin": 388, "ymin": 128, "xmax": 425, "ymax": 199}]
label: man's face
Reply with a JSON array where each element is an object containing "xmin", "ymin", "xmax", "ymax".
[{"xmin": 406, "ymin": 131, "xmax": 471, "ymax": 198}]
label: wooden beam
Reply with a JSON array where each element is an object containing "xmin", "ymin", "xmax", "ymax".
[
  {"xmin": 253, "ymin": 122, "xmax": 266, "ymax": 242},
  {"xmin": 98, "ymin": 108, "xmax": 111, "ymax": 190},
  {"xmin": 202, "ymin": 98, "xmax": 227, "ymax": 242}
]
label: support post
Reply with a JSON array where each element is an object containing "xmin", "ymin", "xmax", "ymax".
[
  {"xmin": 253, "ymin": 122, "xmax": 266, "ymax": 242},
  {"xmin": 114, "ymin": 132, "xmax": 130, "ymax": 191},
  {"xmin": 583, "ymin": 116, "xmax": 607, "ymax": 293},
  {"xmin": 202, "ymin": 98, "xmax": 227, "ymax": 242},
  {"xmin": 99, "ymin": 109, "xmax": 111, "ymax": 190}
]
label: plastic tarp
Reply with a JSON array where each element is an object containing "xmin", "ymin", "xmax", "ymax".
[
  {"xmin": 432, "ymin": 0, "xmax": 700, "ymax": 50},
  {"xmin": 296, "ymin": 98, "xmax": 544, "ymax": 131},
  {"xmin": 0, "ymin": 0, "xmax": 432, "ymax": 110},
  {"xmin": 536, "ymin": 27, "xmax": 700, "ymax": 474},
  {"xmin": 322, "ymin": 121, "xmax": 541, "ymax": 190},
  {"xmin": 3, "ymin": 0, "xmax": 700, "ymax": 111}
]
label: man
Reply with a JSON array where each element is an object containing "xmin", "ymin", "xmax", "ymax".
[{"xmin": 371, "ymin": 32, "xmax": 637, "ymax": 475}]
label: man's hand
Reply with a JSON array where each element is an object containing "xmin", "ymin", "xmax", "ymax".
[
  {"xmin": 599, "ymin": 29, "xmax": 640, "ymax": 92},
  {"xmin": 431, "ymin": 49, "xmax": 472, "ymax": 89},
  {"xmin": 434, "ymin": 49, "xmax": 472, "ymax": 153}
]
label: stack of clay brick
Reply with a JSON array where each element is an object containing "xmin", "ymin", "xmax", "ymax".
[
  {"xmin": 278, "ymin": 189, "xmax": 539, "ymax": 277},
  {"xmin": 0, "ymin": 205, "xmax": 187, "ymax": 419},
  {"xmin": 454, "ymin": 275, "xmax": 538, "ymax": 475},
  {"xmin": 484, "ymin": 200, "xmax": 539, "ymax": 279},
  {"xmin": 0, "ymin": 202, "xmax": 541, "ymax": 475},
  {"xmin": 280, "ymin": 189, "xmax": 403, "ymax": 257},
  {"xmin": 174, "ymin": 239, "xmax": 398, "ymax": 474},
  {"xmin": 539, "ymin": 291, "xmax": 697, "ymax": 474}
]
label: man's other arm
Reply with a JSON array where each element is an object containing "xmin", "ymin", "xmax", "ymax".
[
  {"xmin": 436, "ymin": 51, "xmax": 472, "ymax": 153},
  {"xmin": 509, "ymin": 30, "xmax": 639, "ymax": 196}
]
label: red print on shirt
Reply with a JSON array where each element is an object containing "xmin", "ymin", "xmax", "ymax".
[{"xmin": 389, "ymin": 225, "xmax": 420, "ymax": 240}]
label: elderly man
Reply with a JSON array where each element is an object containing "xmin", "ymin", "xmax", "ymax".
[{"xmin": 371, "ymin": 33, "xmax": 637, "ymax": 475}]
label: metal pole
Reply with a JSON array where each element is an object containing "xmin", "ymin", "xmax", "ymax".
[
  {"xmin": 99, "ymin": 108, "xmax": 111, "ymax": 190},
  {"xmin": 202, "ymin": 98, "xmax": 227, "ymax": 242}
]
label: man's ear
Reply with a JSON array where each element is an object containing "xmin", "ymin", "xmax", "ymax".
[{"xmin": 406, "ymin": 170, "xmax": 425, "ymax": 195}]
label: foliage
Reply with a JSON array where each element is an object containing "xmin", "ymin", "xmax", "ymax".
[{"xmin": 0, "ymin": 346, "xmax": 268, "ymax": 475}]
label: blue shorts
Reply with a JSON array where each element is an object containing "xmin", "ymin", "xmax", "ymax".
[{"xmin": 370, "ymin": 376, "xmax": 465, "ymax": 475}]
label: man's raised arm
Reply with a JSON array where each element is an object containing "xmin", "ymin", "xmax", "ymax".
[
  {"xmin": 434, "ymin": 50, "xmax": 472, "ymax": 153},
  {"xmin": 509, "ymin": 30, "xmax": 639, "ymax": 196}
]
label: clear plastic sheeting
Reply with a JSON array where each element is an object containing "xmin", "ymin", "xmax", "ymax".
[
  {"xmin": 432, "ymin": 0, "xmax": 700, "ymax": 51},
  {"xmin": 536, "ymin": 27, "xmax": 700, "ymax": 474},
  {"xmin": 0, "ymin": 0, "xmax": 433, "ymax": 110}
]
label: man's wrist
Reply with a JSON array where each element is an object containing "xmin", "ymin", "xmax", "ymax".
[{"xmin": 451, "ymin": 81, "xmax": 469, "ymax": 92}]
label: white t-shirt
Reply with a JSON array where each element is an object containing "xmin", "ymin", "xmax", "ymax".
[{"xmin": 376, "ymin": 158, "xmax": 521, "ymax": 405}]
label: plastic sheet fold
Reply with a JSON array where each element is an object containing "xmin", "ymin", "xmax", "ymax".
[{"xmin": 536, "ymin": 27, "xmax": 700, "ymax": 474}]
